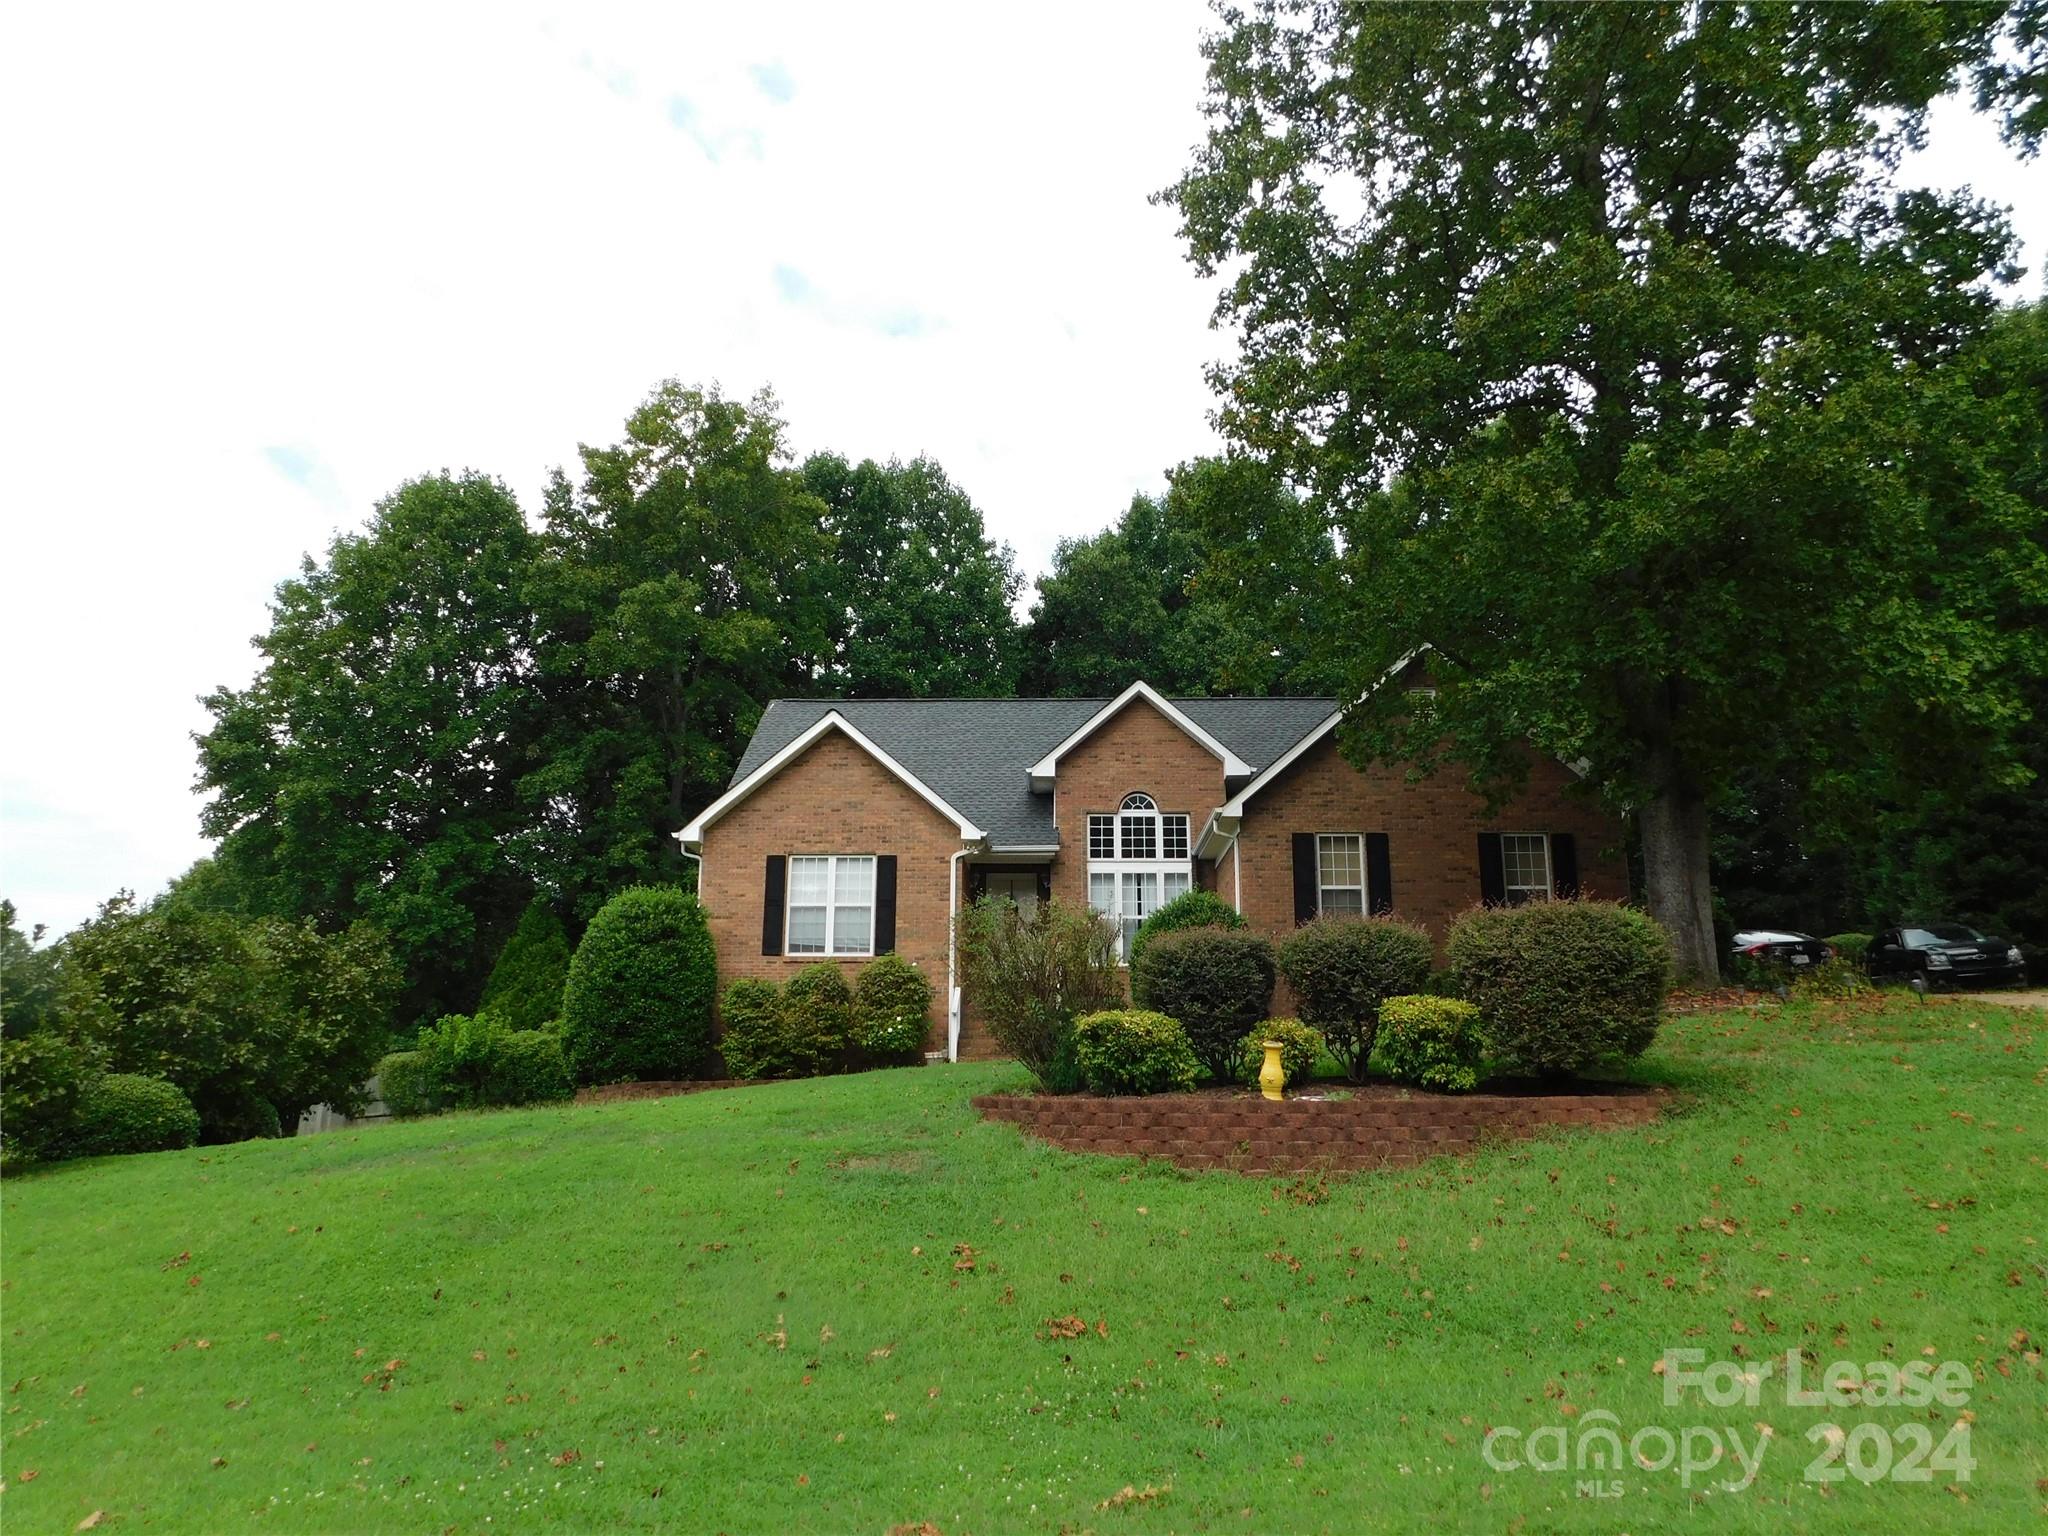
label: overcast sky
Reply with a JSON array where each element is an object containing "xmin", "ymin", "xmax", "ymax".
[{"xmin": 2, "ymin": 2, "xmax": 2041, "ymax": 940}]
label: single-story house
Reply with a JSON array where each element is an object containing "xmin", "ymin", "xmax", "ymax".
[{"xmin": 678, "ymin": 669, "xmax": 1624, "ymax": 1061}]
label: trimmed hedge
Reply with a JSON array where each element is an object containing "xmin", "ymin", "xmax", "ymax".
[
  {"xmin": 853, "ymin": 955, "xmax": 933, "ymax": 1064},
  {"xmin": 380, "ymin": 1018, "xmax": 573, "ymax": 1116},
  {"xmin": 1129, "ymin": 889, "xmax": 1246, "ymax": 969},
  {"xmin": 1131, "ymin": 926, "xmax": 1277, "ymax": 1079},
  {"xmin": 1446, "ymin": 900, "xmax": 1672, "ymax": 1077},
  {"xmin": 783, "ymin": 963, "xmax": 857, "ymax": 1072},
  {"xmin": 1825, "ymin": 933, "xmax": 1873, "ymax": 966},
  {"xmin": 1276, "ymin": 915, "xmax": 1433, "ymax": 1081},
  {"xmin": 67, "ymin": 1073, "xmax": 200, "ymax": 1157},
  {"xmin": 1235, "ymin": 1018, "xmax": 1324, "ymax": 1090},
  {"xmin": 377, "ymin": 1050, "xmax": 438, "ymax": 1117},
  {"xmin": 1377, "ymin": 995, "xmax": 1486, "ymax": 1093},
  {"xmin": 562, "ymin": 886, "xmax": 717, "ymax": 1084},
  {"xmin": 718, "ymin": 978, "xmax": 796, "ymax": 1079},
  {"xmin": 485, "ymin": 1030, "xmax": 575, "ymax": 1105},
  {"xmin": 1072, "ymin": 1010, "xmax": 1201, "ymax": 1095}
]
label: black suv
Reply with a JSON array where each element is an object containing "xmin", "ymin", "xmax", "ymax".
[{"xmin": 1866, "ymin": 924, "xmax": 2028, "ymax": 990}]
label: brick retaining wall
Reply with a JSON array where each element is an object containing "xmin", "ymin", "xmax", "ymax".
[{"xmin": 971, "ymin": 1082, "xmax": 1666, "ymax": 1174}]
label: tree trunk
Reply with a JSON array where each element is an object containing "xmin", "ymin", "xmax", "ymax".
[{"xmin": 1639, "ymin": 776, "xmax": 1719, "ymax": 983}]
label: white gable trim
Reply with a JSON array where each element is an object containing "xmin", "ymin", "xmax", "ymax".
[
  {"xmin": 676, "ymin": 711, "xmax": 983, "ymax": 846},
  {"xmin": 1028, "ymin": 680, "xmax": 1251, "ymax": 789}
]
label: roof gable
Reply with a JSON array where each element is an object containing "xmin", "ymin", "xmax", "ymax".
[{"xmin": 1026, "ymin": 682, "xmax": 1251, "ymax": 789}]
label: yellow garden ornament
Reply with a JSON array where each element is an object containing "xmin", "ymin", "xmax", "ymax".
[{"xmin": 1258, "ymin": 1039, "xmax": 1287, "ymax": 1101}]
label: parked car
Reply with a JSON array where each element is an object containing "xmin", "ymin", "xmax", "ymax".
[
  {"xmin": 1865, "ymin": 924, "xmax": 2028, "ymax": 990},
  {"xmin": 1730, "ymin": 929, "xmax": 1833, "ymax": 974}
]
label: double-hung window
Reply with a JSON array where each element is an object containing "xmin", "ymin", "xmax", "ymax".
[
  {"xmin": 1316, "ymin": 834, "xmax": 1366, "ymax": 915},
  {"xmin": 1500, "ymin": 833, "xmax": 1552, "ymax": 905},
  {"xmin": 1085, "ymin": 792, "xmax": 1193, "ymax": 960},
  {"xmin": 787, "ymin": 854, "xmax": 876, "ymax": 955}
]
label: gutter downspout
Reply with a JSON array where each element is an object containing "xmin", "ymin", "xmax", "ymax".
[
  {"xmin": 678, "ymin": 847, "xmax": 703, "ymax": 895},
  {"xmin": 1231, "ymin": 835, "xmax": 1242, "ymax": 913},
  {"xmin": 947, "ymin": 845, "xmax": 971, "ymax": 1062}
]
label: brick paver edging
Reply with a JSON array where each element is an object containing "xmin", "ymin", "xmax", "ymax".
[{"xmin": 970, "ymin": 1083, "xmax": 1668, "ymax": 1175}]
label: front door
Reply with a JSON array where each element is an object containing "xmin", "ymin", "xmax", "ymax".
[{"xmin": 982, "ymin": 870, "xmax": 1040, "ymax": 916}]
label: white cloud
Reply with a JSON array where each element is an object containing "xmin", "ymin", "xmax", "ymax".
[{"xmin": 0, "ymin": 0, "xmax": 2039, "ymax": 937}]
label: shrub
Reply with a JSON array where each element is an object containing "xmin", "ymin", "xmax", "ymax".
[
  {"xmin": 486, "ymin": 1030, "xmax": 575, "ymax": 1105},
  {"xmin": 1446, "ymin": 900, "xmax": 1673, "ymax": 1077},
  {"xmin": 1792, "ymin": 956, "xmax": 1870, "ymax": 1001},
  {"xmin": 478, "ymin": 900, "xmax": 573, "ymax": 1033},
  {"xmin": 1377, "ymin": 995, "xmax": 1487, "ymax": 1093},
  {"xmin": 785, "ymin": 963, "xmax": 859, "ymax": 1072},
  {"xmin": 1128, "ymin": 889, "xmax": 1246, "ymax": 969},
  {"xmin": 1131, "ymin": 926, "xmax": 1276, "ymax": 1079},
  {"xmin": 561, "ymin": 886, "xmax": 717, "ymax": 1084},
  {"xmin": 66, "ymin": 1074, "xmax": 200, "ymax": 1158},
  {"xmin": 1825, "ymin": 933, "xmax": 1873, "ymax": 967},
  {"xmin": 853, "ymin": 955, "xmax": 934, "ymax": 1065},
  {"xmin": 0, "ymin": 1029, "xmax": 106, "ymax": 1163},
  {"xmin": 717, "ymin": 978, "xmax": 794, "ymax": 1079},
  {"xmin": 1276, "ymin": 915, "xmax": 1433, "ymax": 1080},
  {"xmin": 1071, "ymin": 1010, "xmax": 1201, "ymax": 1095},
  {"xmin": 377, "ymin": 1050, "xmax": 439, "ymax": 1117},
  {"xmin": 958, "ymin": 896, "xmax": 1124, "ymax": 1091},
  {"xmin": 1234, "ymin": 1018, "xmax": 1324, "ymax": 1089},
  {"xmin": 416, "ymin": 1012, "xmax": 508, "ymax": 1108}
]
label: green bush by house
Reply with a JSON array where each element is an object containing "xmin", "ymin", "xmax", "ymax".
[
  {"xmin": 1128, "ymin": 888, "xmax": 1246, "ymax": 969},
  {"xmin": 1376, "ymin": 994, "xmax": 1487, "ymax": 1092},
  {"xmin": 852, "ymin": 955, "xmax": 933, "ymax": 1064},
  {"xmin": 477, "ymin": 900, "xmax": 572, "ymax": 1032},
  {"xmin": 1071, "ymin": 1010, "xmax": 1202, "ymax": 1095},
  {"xmin": 561, "ymin": 886, "xmax": 716, "ymax": 1084},
  {"xmin": 958, "ymin": 896, "xmax": 1123, "ymax": 1092},
  {"xmin": 783, "ymin": 963, "xmax": 857, "ymax": 1071},
  {"xmin": 717, "ymin": 978, "xmax": 796, "ymax": 1079},
  {"xmin": 65, "ymin": 1073, "xmax": 200, "ymax": 1158},
  {"xmin": 1131, "ymin": 925, "xmax": 1276, "ymax": 1079},
  {"xmin": 377, "ymin": 1013, "xmax": 573, "ymax": 1116},
  {"xmin": 1234, "ymin": 1018, "xmax": 1323, "ymax": 1089},
  {"xmin": 1276, "ymin": 915, "xmax": 1433, "ymax": 1080},
  {"xmin": 1447, "ymin": 900, "xmax": 1672, "ymax": 1077}
]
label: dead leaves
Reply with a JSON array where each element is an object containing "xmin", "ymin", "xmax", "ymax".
[
  {"xmin": 1044, "ymin": 1315, "xmax": 1087, "ymax": 1340},
  {"xmin": 1098, "ymin": 1483, "xmax": 1169, "ymax": 1510}
]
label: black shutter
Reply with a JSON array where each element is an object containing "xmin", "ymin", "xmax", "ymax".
[
  {"xmin": 1477, "ymin": 833, "xmax": 1506, "ymax": 906},
  {"xmin": 1291, "ymin": 833, "xmax": 1318, "ymax": 923},
  {"xmin": 1550, "ymin": 833, "xmax": 1579, "ymax": 899},
  {"xmin": 761, "ymin": 855, "xmax": 786, "ymax": 955},
  {"xmin": 874, "ymin": 855, "xmax": 899, "ymax": 953},
  {"xmin": 1365, "ymin": 833, "xmax": 1393, "ymax": 915},
  {"xmin": 1035, "ymin": 866, "xmax": 1052, "ymax": 903}
]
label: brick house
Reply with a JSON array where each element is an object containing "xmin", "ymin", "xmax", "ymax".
[{"xmin": 678, "ymin": 669, "xmax": 1625, "ymax": 1061}]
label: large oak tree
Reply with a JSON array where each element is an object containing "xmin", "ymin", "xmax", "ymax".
[{"xmin": 1165, "ymin": 0, "xmax": 2047, "ymax": 975}]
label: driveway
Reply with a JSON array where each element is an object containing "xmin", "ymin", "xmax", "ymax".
[{"xmin": 1987, "ymin": 988, "xmax": 2048, "ymax": 1011}]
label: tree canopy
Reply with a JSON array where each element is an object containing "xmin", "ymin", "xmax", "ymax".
[{"xmin": 1165, "ymin": 0, "xmax": 2048, "ymax": 975}]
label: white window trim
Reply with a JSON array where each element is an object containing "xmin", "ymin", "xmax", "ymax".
[
  {"xmin": 1315, "ymin": 832, "xmax": 1367, "ymax": 916},
  {"xmin": 1085, "ymin": 793, "xmax": 1195, "ymax": 962},
  {"xmin": 786, "ymin": 853, "xmax": 877, "ymax": 957},
  {"xmin": 1499, "ymin": 832, "xmax": 1553, "ymax": 904}
]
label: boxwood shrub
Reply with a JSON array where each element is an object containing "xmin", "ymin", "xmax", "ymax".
[
  {"xmin": 484, "ymin": 1030, "xmax": 575, "ymax": 1105},
  {"xmin": 561, "ymin": 886, "xmax": 717, "ymax": 1084},
  {"xmin": 1825, "ymin": 933, "xmax": 1873, "ymax": 967},
  {"xmin": 1276, "ymin": 915, "xmax": 1433, "ymax": 1080},
  {"xmin": 1131, "ymin": 926, "xmax": 1276, "ymax": 1079},
  {"xmin": 853, "ymin": 955, "xmax": 933, "ymax": 1066},
  {"xmin": 717, "ymin": 978, "xmax": 794, "ymax": 1079},
  {"xmin": 1446, "ymin": 900, "xmax": 1672, "ymax": 1077},
  {"xmin": 1376, "ymin": 995, "xmax": 1487, "ymax": 1093},
  {"xmin": 67, "ymin": 1073, "xmax": 200, "ymax": 1157},
  {"xmin": 1071, "ymin": 1010, "xmax": 1201, "ymax": 1095},
  {"xmin": 782, "ymin": 963, "xmax": 857, "ymax": 1074},
  {"xmin": 1128, "ymin": 889, "xmax": 1246, "ymax": 969},
  {"xmin": 1234, "ymin": 1018, "xmax": 1324, "ymax": 1089},
  {"xmin": 377, "ymin": 1050, "xmax": 439, "ymax": 1117}
]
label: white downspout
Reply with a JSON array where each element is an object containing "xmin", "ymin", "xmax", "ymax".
[
  {"xmin": 678, "ymin": 848, "xmax": 703, "ymax": 894},
  {"xmin": 947, "ymin": 845, "xmax": 970, "ymax": 1062},
  {"xmin": 1231, "ymin": 835, "xmax": 1241, "ymax": 913}
]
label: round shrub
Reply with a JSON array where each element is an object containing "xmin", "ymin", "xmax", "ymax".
[
  {"xmin": 1377, "ymin": 995, "xmax": 1487, "ymax": 1093},
  {"xmin": 853, "ymin": 955, "xmax": 934, "ymax": 1065},
  {"xmin": 1234, "ymin": 1018, "xmax": 1323, "ymax": 1089},
  {"xmin": 1446, "ymin": 900, "xmax": 1673, "ymax": 1077},
  {"xmin": 1071, "ymin": 1010, "xmax": 1201, "ymax": 1095},
  {"xmin": 1129, "ymin": 888, "xmax": 1246, "ymax": 969},
  {"xmin": 67, "ymin": 1074, "xmax": 199, "ymax": 1158},
  {"xmin": 561, "ymin": 886, "xmax": 717, "ymax": 1084},
  {"xmin": 1276, "ymin": 915, "xmax": 1433, "ymax": 1080},
  {"xmin": 1131, "ymin": 926, "xmax": 1276, "ymax": 1079},
  {"xmin": 782, "ymin": 963, "xmax": 857, "ymax": 1074},
  {"xmin": 718, "ymin": 978, "xmax": 798, "ymax": 1079},
  {"xmin": 485, "ymin": 1030, "xmax": 575, "ymax": 1105},
  {"xmin": 1825, "ymin": 933, "xmax": 1873, "ymax": 967},
  {"xmin": 377, "ymin": 1050, "xmax": 439, "ymax": 1117}
]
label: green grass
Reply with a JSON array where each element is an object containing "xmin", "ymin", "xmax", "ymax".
[{"xmin": 4, "ymin": 995, "xmax": 2043, "ymax": 1533}]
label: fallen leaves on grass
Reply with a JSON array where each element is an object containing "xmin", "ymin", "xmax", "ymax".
[
  {"xmin": 1098, "ymin": 1483, "xmax": 1168, "ymax": 1510},
  {"xmin": 1044, "ymin": 1315, "xmax": 1088, "ymax": 1340}
]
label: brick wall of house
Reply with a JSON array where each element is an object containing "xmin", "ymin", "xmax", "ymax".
[
  {"xmin": 1050, "ymin": 698, "xmax": 1230, "ymax": 909},
  {"xmin": 698, "ymin": 731, "xmax": 963, "ymax": 1054},
  {"xmin": 1234, "ymin": 735, "xmax": 1628, "ymax": 967}
]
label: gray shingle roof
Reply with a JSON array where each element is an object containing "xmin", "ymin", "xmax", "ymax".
[{"xmin": 730, "ymin": 694, "xmax": 1338, "ymax": 848}]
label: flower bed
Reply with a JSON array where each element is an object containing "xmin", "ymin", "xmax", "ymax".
[{"xmin": 972, "ymin": 1080, "xmax": 1667, "ymax": 1174}]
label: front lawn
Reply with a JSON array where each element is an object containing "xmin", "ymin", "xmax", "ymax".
[{"xmin": 3, "ymin": 995, "xmax": 2042, "ymax": 1533}]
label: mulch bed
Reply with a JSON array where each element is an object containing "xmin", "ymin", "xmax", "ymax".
[{"xmin": 973, "ymin": 1078, "xmax": 1669, "ymax": 1176}]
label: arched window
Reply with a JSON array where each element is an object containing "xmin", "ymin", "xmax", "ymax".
[{"xmin": 1085, "ymin": 790, "xmax": 1195, "ymax": 960}]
